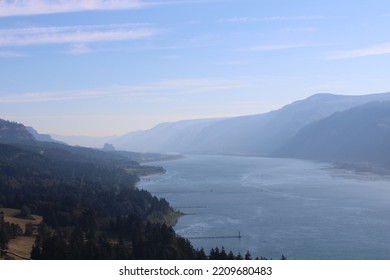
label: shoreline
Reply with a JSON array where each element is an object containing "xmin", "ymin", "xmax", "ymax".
[
  {"xmin": 325, "ymin": 162, "xmax": 390, "ymax": 179},
  {"xmin": 135, "ymin": 159, "xmax": 186, "ymax": 228},
  {"xmin": 138, "ymin": 154, "xmax": 184, "ymax": 164}
]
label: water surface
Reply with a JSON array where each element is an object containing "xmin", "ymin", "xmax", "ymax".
[{"xmin": 139, "ymin": 155, "xmax": 390, "ymax": 260}]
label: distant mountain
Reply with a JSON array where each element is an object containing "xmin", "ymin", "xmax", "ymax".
[
  {"xmin": 0, "ymin": 119, "xmax": 35, "ymax": 143},
  {"xmin": 26, "ymin": 126, "xmax": 62, "ymax": 143},
  {"xmin": 110, "ymin": 92, "xmax": 390, "ymax": 156},
  {"xmin": 0, "ymin": 118, "xmax": 178, "ymax": 166},
  {"xmin": 110, "ymin": 118, "xmax": 224, "ymax": 153},
  {"xmin": 0, "ymin": 118, "xmax": 65, "ymax": 145},
  {"xmin": 102, "ymin": 143, "xmax": 116, "ymax": 151},
  {"xmin": 51, "ymin": 134, "xmax": 117, "ymax": 148},
  {"xmin": 274, "ymin": 101, "xmax": 390, "ymax": 170}
]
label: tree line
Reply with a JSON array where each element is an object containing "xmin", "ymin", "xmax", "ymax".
[{"xmin": 0, "ymin": 142, "xmax": 272, "ymax": 260}]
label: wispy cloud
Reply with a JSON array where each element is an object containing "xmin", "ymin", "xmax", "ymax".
[
  {"xmin": 218, "ymin": 15, "xmax": 324, "ymax": 23},
  {"xmin": 0, "ymin": 23, "xmax": 158, "ymax": 47},
  {"xmin": 214, "ymin": 60, "xmax": 248, "ymax": 65},
  {"xmin": 0, "ymin": 92, "xmax": 72, "ymax": 104},
  {"xmin": 0, "ymin": 0, "xmax": 198, "ymax": 17},
  {"xmin": 68, "ymin": 43, "xmax": 93, "ymax": 55},
  {"xmin": 0, "ymin": 0, "xmax": 144, "ymax": 17},
  {"xmin": 282, "ymin": 27, "xmax": 316, "ymax": 32},
  {"xmin": 0, "ymin": 50, "xmax": 27, "ymax": 57},
  {"xmin": 106, "ymin": 78, "xmax": 251, "ymax": 98},
  {"xmin": 263, "ymin": 16, "xmax": 324, "ymax": 21},
  {"xmin": 326, "ymin": 43, "xmax": 390, "ymax": 59},
  {"xmin": 218, "ymin": 17, "xmax": 258, "ymax": 23},
  {"xmin": 146, "ymin": 78, "xmax": 249, "ymax": 94},
  {"xmin": 0, "ymin": 78, "xmax": 250, "ymax": 104},
  {"xmin": 242, "ymin": 43, "xmax": 311, "ymax": 52}
]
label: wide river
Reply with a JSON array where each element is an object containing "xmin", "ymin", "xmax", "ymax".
[{"xmin": 138, "ymin": 155, "xmax": 390, "ymax": 260}]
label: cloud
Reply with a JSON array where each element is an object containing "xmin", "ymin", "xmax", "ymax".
[
  {"xmin": 242, "ymin": 43, "xmax": 311, "ymax": 52},
  {"xmin": 147, "ymin": 78, "xmax": 250, "ymax": 93},
  {"xmin": 0, "ymin": 0, "xmax": 144, "ymax": 17},
  {"xmin": 263, "ymin": 16, "xmax": 324, "ymax": 21},
  {"xmin": 218, "ymin": 17, "xmax": 258, "ymax": 23},
  {"xmin": 0, "ymin": 78, "xmax": 250, "ymax": 104},
  {"xmin": 0, "ymin": 23, "xmax": 158, "ymax": 47},
  {"xmin": 0, "ymin": 50, "xmax": 27, "ymax": 57},
  {"xmin": 0, "ymin": 0, "xmax": 198, "ymax": 17},
  {"xmin": 218, "ymin": 15, "xmax": 324, "ymax": 23},
  {"xmin": 0, "ymin": 91, "xmax": 89, "ymax": 103},
  {"xmin": 326, "ymin": 43, "xmax": 390, "ymax": 59},
  {"xmin": 68, "ymin": 43, "xmax": 93, "ymax": 55},
  {"xmin": 214, "ymin": 60, "xmax": 247, "ymax": 65},
  {"xmin": 282, "ymin": 27, "xmax": 316, "ymax": 32}
]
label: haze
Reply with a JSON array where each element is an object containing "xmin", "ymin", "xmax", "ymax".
[{"xmin": 1, "ymin": 0, "xmax": 390, "ymax": 136}]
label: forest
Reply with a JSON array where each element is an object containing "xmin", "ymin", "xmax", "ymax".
[{"xmin": 0, "ymin": 140, "xmax": 263, "ymax": 260}]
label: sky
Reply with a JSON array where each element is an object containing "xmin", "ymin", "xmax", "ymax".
[{"xmin": 1, "ymin": 0, "xmax": 390, "ymax": 137}]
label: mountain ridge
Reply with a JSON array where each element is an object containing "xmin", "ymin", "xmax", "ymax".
[
  {"xmin": 109, "ymin": 92, "xmax": 390, "ymax": 156},
  {"xmin": 0, "ymin": 119, "xmax": 35, "ymax": 143},
  {"xmin": 273, "ymin": 100, "xmax": 390, "ymax": 171}
]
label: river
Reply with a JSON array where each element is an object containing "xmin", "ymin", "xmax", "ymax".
[{"xmin": 138, "ymin": 155, "xmax": 390, "ymax": 260}]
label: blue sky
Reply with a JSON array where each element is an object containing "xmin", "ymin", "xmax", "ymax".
[{"xmin": 1, "ymin": 0, "xmax": 390, "ymax": 136}]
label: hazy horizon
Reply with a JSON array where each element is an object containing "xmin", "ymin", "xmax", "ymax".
[{"xmin": 2, "ymin": 0, "xmax": 390, "ymax": 137}]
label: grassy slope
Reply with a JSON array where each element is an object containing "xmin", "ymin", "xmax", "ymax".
[{"xmin": 1, "ymin": 208, "xmax": 43, "ymax": 260}]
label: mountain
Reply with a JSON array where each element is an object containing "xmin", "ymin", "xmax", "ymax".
[
  {"xmin": 0, "ymin": 118, "xmax": 178, "ymax": 166},
  {"xmin": 0, "ymin": 140, "xmax": 198, "ymax": 259},
  {"xmin": 51, "ymin": 134, "xmax": 117, "ymax": 148},
  {"xmin": 0, "ymin": 119, "xmax": 254, "ymax": 260},
  {"xmin": 0, "ymin": 119, "xmax": 63, "ymax": 144},
  {"xmin": 26, "ymin": 126, "xmax": 61, "ymax": 143},
  {"xmin": 110, "ymin": 92, "xmax": 390, "ymax": 156},
  {"xmin": 0, "ymin": 119, "xmax": 35, "ymax": 143},
  {"xmin": 110, "ymin": 118, "xmax": 224, "ymax": 153},
  {"xmin": 274, "ymin": 101, "xmax": 390, "ymax": 170}
]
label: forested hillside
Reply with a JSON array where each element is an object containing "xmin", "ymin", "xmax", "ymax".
[
  {"xmin": 0, "ymin": 119, "xmax": 255, "ymax": 260},
  {"xmin": 0, "ymin": 141, "xmax": 188, "ymax": 259},
  {"xmin": 0, "ymin": 119, "xmax": 35, "ymax": 143}
]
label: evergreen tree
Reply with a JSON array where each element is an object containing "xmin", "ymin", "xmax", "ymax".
[{"xmin": 245, "ymin": 250, "xmax": 252, "ymax": 260}]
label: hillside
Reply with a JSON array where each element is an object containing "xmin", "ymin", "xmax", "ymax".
[
  {"xmin": 110, "ymin": 118, "xmax": 224, "ymax": 153},
  {"xmin": 26, "ymin": 126, "xmax": 60, "ymax": 143},
  {"xmin": 0, "ymin": 119, "xmax": 35, "ymax": 143},
  {"xmin": 274, "ymin": 101, "xmax": 390, "ymax": 172},
  {"xmin": 0, "ymin": 208, "xmax": 43, "ymax": 260},
  {"xmin": 0, "ymin": 119, "xmax": 194, "ymax": 259},
  {"xmin": 109, "ymin": 92, "xmax": 390, "ymax": 156},
  {"xmin": 0, "ymin": 139, "xmax": 199, "ymax": 259},
  {"xmin": 0, "ymin": 118, "xmax": 179, "ymax": 166},
  {"xmin": 51, "ymin": 134, "xmax": 117, "ymax": 148},
  {"xmin": 0, "ymin": 119, "xmax": 255, "ymax": 259}
]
